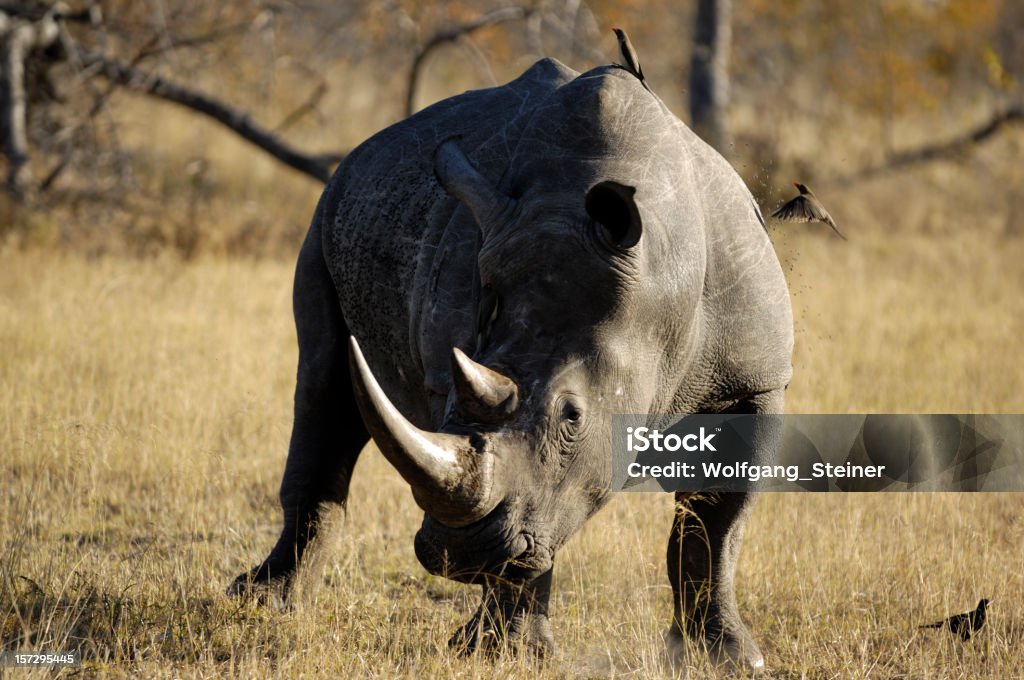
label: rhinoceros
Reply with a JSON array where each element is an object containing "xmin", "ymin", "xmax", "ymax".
[{"xmin": 230, "ymin": 58, "xmax": 793, "ymax": 671}]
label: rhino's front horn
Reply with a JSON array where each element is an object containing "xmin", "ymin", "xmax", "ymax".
[
  {"xmin": 348, "ymin": 337, "xmax": 493, "ymax": 527},
  {"xmin": 451, "ymin": 347, "xmax": 519, "ymax": 423}
]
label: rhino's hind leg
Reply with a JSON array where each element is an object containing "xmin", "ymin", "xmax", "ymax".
[
  {"xmin": 666, "ymin": 390, "xmax": 785, "ymax": 673},
  {"xmin": 229, "ymin": 211, "xmax": 369, "ymax": 600},
  {"xmin": 449, "ymin": 569, "xmax": 555, "ymax": 659}
]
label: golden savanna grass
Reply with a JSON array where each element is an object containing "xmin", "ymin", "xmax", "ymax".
[{"xmin": 2, "ymin": 224, "xmax": 1023, "ymax": 678}]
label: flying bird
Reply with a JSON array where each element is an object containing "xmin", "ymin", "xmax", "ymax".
[
  {"xmin": 771, "ymin": 183, "xmax": 847, "ymax": 241},
  {"xmin": 612, "ymin": 27, "xmax": 649, "ymax": 90},
  {"xmin": 920, "ymin": 598, "xmax": 990, "ymax": 641}
]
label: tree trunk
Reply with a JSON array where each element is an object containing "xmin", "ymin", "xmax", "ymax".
[
  {"xmin": 1, "ymin": 20, "xmax": 35, "ymax": 196},
  {"xmin": 688, "ymin": 0, "xmax": 732, "ymax": 156},
  {"xmin": 1, "ymin": 8, "xmax": 61, "ymax": 198}
]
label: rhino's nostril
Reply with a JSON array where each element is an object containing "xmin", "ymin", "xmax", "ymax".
[{"xmin": 521, "ymin": 532, "xmax": 535, "ymax": 555}]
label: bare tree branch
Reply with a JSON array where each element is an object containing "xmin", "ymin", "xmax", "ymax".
[
  {"xmin": 841, "ymin": 104, "xmax": 1024, "ymax": 183},
  {"xmin": 2, "ymin": 2, "xmax": 343, "ymax": 191},
  {"xmin": 61, "ymin": 34, "xmax": 343, "ymax": 183},
  {"xmin": 406, "ymin": 6, "xmax": 534, "ymax": 118},
  {"xmin": 272, "ymin": 81, "xmax": 327, "ymax": 134},
  {"xmin": 127, "ymin": 22, "xmax": 254, "ymax": 65}
]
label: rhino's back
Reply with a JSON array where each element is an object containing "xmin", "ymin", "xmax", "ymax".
[{"xmin": 322, "ymin": 59, "xmax": 576, "ymax": 421}]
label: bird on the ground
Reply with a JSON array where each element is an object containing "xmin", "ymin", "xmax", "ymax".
[
  {"xmin": 920, "ymin": 598, "xmax": 991, "ymax": 641},
  {"xmin": 612, "ymin": 27, "xmax": 649, "ymax": 91},
  {"xmin": 770, "ymin": 182, "xmax": 847, "ymax": 241}
]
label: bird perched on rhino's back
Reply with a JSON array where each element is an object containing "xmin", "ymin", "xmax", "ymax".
[
  {"xmin": 612, "ymin": 27, "xmax": 649, "ymax": 91},
  {"xmin": 920, "ymin": 598, "xmax": 990, "ymax": 641},
  {"xmin": 771, "ymin": 182, "xmax": 847, "ymax": 241}
]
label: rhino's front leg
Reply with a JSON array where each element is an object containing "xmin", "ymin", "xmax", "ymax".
[
  {"xmin": 667, "ymin": 491, "xmax": 762, "ymax": 670},
  {"xmin": 666, "ymin": 390, "xmax": 784, "ymax": 672},
  {"xmin": 449, "ymin": 568, "xmax": 555, "ymax": 658}
]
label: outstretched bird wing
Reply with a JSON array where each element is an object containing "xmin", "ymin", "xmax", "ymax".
[
  {"xmin": 771, "ymin": 196, "xmax": 848, "ymax": 241},
  {"xmin": 771, "ymin": 195, "xmax": 815, "ymax": 222}
]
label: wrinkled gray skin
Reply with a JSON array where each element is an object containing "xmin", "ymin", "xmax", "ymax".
[{"xmin": 230, "ymin": 59, "xmax": 792, "ymax": 671}]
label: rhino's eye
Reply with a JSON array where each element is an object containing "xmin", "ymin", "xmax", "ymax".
[
  {"xmin": 561, "ymin": 400, "xmax": 582, "ymax": 425},
  {"xmin": 554, "ymin": 398, "xmax": 584, "ymax": 457}
]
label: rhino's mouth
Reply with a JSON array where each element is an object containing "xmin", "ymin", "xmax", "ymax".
[{"xmin": 414, "ymin": 503, "xmax": 552, "ymax": 584}]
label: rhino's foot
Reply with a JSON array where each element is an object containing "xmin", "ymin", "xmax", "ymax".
[
  {"xmin": 226, "ymin": 556, "xmax": 295, "ymax": 604},
  {"xmin": 449, "ymin": 570, "xmax": 554, "ymax": 659},
  {"xmin": 666, "ymin": 621, "xmax": 764, "ymax": 674},
  {"xmin": 448, "ymin": 601, "xmax": 554, "ymax": 659}
]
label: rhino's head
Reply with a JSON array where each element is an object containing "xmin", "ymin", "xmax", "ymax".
[{"xmin": 350, "ymin": 76, "xmax": 706, "ymax": 584}]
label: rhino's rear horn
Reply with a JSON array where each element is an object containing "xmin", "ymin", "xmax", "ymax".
[
  {"xmin": 451, "ymin": 347, "xmax": 519, "ymax": 423},
  {"xmin": 348, "ymin": 337, "xmax": 492, "ymax": 527},
  {"xmin": 434, "ymin": 140, "xmax": 512, "ymax": 234}
]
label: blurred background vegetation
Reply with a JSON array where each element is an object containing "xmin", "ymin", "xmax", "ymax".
[{"xmin": 1, "ymin": 0, "xmax": 1022, "ymax": 258}]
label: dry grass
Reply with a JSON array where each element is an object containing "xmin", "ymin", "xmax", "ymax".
[{"xmin": 1, "ymin": 227, "xmax": 1023, "ymax": 678}]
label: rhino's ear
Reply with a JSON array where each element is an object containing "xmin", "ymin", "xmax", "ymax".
[
  {"xmin": 434, "ymin": 140, "xmax": 511, "ymax": 233},
  {"xmin": 585, "ymin": 181, "xmax": 642, "ymax": 249}
]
